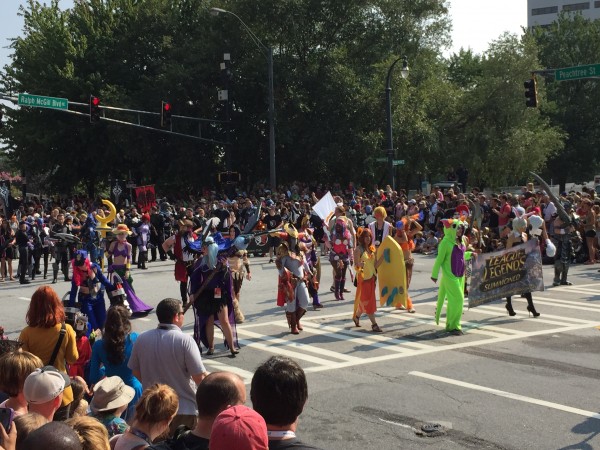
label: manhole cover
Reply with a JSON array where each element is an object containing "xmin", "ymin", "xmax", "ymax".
[{"xmin": 417, "ymin": 422, "xmax": 446, "ymax": 437}]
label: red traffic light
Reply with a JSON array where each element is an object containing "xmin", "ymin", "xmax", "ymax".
[
  {"xmin": 92, "ymin": 96, "xmax": 100, "ymax": 106},
  {"xmin": 163, "ymin": 103, "xmax": 171, "ymax": 111}
]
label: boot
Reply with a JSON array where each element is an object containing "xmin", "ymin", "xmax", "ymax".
[
  {"xmin": 525, "ymin": 293, "xmax": 540, "ymax": 317},
  {"xmin": 553, "ymin": 265, "xmax": 561, "ymax": 286},
  {"xmin": 312, "ymin": 292, "xmax": 323, "ymax": 310},
  {"xmin": 560, "ymin": 264, "xmax": 571, "ymax": 285},
  {"xmin": 43, "ymin": 265, "xmax": 48, "ymax": 280},
  {"xmin": 141, "ymin": 251, "xmax": 148, "ymax": 269},
  {"xmin": 287, "ymin": 312, "xmax": 299, "ymax": 335},
  {"xmin": 233, "ymin": 300, "xmax": 245, "ymax": 324},
  {"xmin": 505, "ymin": 297, "xmax": 516, "ymax": 316},
  {"xmin": 52, "ymin": 266, "xmax": 58, "ymax": 284},
  {"xmin": 334, "ymin": 279, "xmax": 341, "ymax": 300},
  {"xmin": 296, "ymin": 308, "xmax": 306, "ymax": 331},
  {"xmin": 339, "ymin": 279, "xmax": 346, "ymax": 300},
  {"xmin": 62, "ymin": 261, "xmax": 70, "ymax": 281}
]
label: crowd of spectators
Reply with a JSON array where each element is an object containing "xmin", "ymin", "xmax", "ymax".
[{"xmin": 0, "ymin": 289, "xmax": 323, "ymax": 450}]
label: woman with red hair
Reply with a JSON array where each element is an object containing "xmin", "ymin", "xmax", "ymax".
[
  {"xmin": 19, "ymin": 285, "xmax": 79, "ymax": 420},
  {"xmin": 352, "ymin": 228, "xmax": 384, "ymax": 332}
]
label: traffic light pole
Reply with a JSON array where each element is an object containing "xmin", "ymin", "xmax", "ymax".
[{"xmin": 385, "ymin": 57, "xmax": 405, "ymax": 191}]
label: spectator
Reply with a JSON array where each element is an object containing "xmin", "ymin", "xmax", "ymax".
[
  {"xmin": 65, "ymin": 416, "xmax": 110, "ymax": 450},
  {"xmin": 112, "ymin": 384, "xmax": 179, "ymax": 450},
  {"xmin": 251, "ymin": 356, "xmax": 323, "ymax": 450},
  {"xmin": 90, "ymin": 376, "xmax": 135, "ymax": 438},
  {"xmin": 68, "ymin": 376, "xmax": 89, "ymax": 418},
  {"xmin": 0, "ymin": 351, "xmax": 44, "ymax": 416},
  {"xmin": 209, "ymin": 405, "xmax": 268, "ymax": 450},
  {"xmin": 147, "ymin": 371, "xmax": 246, "ymax": 450},
  {"xmin": 13, "ymin": 412, "xmax": 48, "ymax": 449},
  {"xmin": 90, "ymin": 306, "xmax": 141, "ymax": 421},
  {"xmin": 421, "ymin": 231, "xmax": 439, "ymax": 255},
  {"xmin": 19, "ymin": 286, "xmax": 79, "ymax": 420},
  {"xmin": 128, "ymin": 299, "xmax": 209, "ymax": 433},
  {"xmin": 23, "ymin": 366, "xmax": 71, "ymax": 422},
  {"xmin": 21, "ymin": 421, "xmax": 82, "ymax": 450}
]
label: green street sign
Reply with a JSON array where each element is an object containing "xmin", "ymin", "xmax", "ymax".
[
  {"xmin": 393, "ymin": 159, "xmax": 405, "ymax": 165},
  {"xmin": 18, "ymin": 93, "xmax": 68, "ymax": 110},
  {"xmin": 555, "ymin": 64, "xmax": 600, "ymax": 81},
  {"xmin": 375, "ymin": 157, "xmax": 387, "ymax": 162}
]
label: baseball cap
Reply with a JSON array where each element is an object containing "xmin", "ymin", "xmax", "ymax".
[
  {"xmin": 90, "ymin": 376, "xmax": 135, "ymax": 413},
  {"xmin": 210, "ymin": 405, "xmax": 268, "ymax": 450},
  {"xmin": 24, "ymin": 366, "xmax": 71, "ymax": 404}
]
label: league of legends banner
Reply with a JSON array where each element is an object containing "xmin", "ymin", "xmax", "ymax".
[{"xmin": 468, "ymin": 240, "xmax": 544, "ymax": 308}]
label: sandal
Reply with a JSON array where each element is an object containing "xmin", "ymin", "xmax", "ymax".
[
  {"xmin": 352, "ymin": 316, "xmax": 360, "ymax": 327},
  {"xmin": 206, "ymin": 348, "xmax": 214, "ymax": 356},
  {"xmin": 371, "ymin": 323, "xmax": 383, "ymax": 333},
  {"xmin": 407, "ymin": 308, "xmax": 416, "ymax": 313}
]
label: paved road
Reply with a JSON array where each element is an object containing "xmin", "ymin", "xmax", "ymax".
[{"xmin": 2, "ymin": 255, "xmax": 600, "ymax": 449}]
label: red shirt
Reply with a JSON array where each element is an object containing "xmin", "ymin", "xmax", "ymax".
[{"xmin": 498, "ymin": 203, "xmax": 511, "ymax": 226}]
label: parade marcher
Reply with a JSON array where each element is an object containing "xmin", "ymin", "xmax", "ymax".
[
  {"xmin": 275, "ymin": 239, "xmax": 311, "ymax": 335},
  {"xmin": 15, "ymin": 220, "xmax": 31, "ymax": 285},
  {"xmin": 352, "ymin": 228, "xmax": 384, "ymax": 332},
  {"xmin": 505, "ymin": 216, "xmax": 540, "ymax": 317},
  {"xmin": 162, "ymin": 219, "xmax": 197, "ymax": 303},
  {"xmin": 125, "ymin": 207, "xmax": 140, "ymax": 265},
  {"xmin": 553, "ymin": 202, "xmax": 575, "ymax": 286},
  {"xmin": 431, "ymin": 218, "xmax": 475, "ymax": 335},
  {"xmin": 329, "ymin": 218, "xmax": 353, "ymax": 300},
  {"xmin": 136, "ymin": 213, "xmax": 151, "ymax": 270},
  {"xmin": 299, "ymin": 215, "xmax": 323, "ymax": 309},
  {"xmin": 368, "ymin": 206, "xmax": 392, "ymax": 249},
  {"xmin": 188, "ymin": 236, "xmax": 239, "ymax": 356},
  {"xmin": 1, "ymin": 218, "xmax": 16, "ymax": 281},
  {"xmin": 149, "ymin": 205, "xmax": 167, "ymax": 261},
  {"xmin": 80, "ymin": 214, "xmax": 100, "ymax": 265},
  {"xmin": 393, "ymin": 217, "xmax": 422, "ymax": 313},
  {"xmin": 28, "ymin": 218, "xmax": 44, "ymax": 281},
  {"xmin": 107, "ymin": 224, "xmax": 153, "ymax": 315},
  {"xmin": 265, "ymin": 205, "xmax": 283, "ymax": 263},
  {"xmin": 69, "ymin": 250, "xmax": 114, "ymax": 331},
  {"xmin": 226, "ymin": 225, "xmax": 251, "ymax": 324},
  {"xmin": 50, "ymin": 213, "xmax": 71, "ymax": 283}
]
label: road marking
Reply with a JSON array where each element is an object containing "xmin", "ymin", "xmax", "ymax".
[
  {"xmin": 134, "ymin": 317, "xmax": 151, "ymax": 322},
  {"xmin": 18, "ymin": 297, "xmax": 30, "ymax": 302},
  {"xmin": 378, "ymin": 418, "xmax": 414, "ymax": 430},
  {"xmin": 202, "ymin": 359, "xmax": 254, "ymax": 384},
  {"xmin": 409, "ymin": 371, "xmax": 600, "ymax": 421},
  {"xmin": 534, "ymin": 296, "xmax": 600, "ymax": 309},
  {"xmin": 303, "ymin": 322, "xmax": 600, "ymax": 374},
  {"xmin": 510, "ymin": 297, "xmax": 600, "ymax": 315},
  {"xmin": 553, "ymin": 286, "xmax": 600, "ymax": 294},
  {"xmin": 236, "ymin": 328, "xmax": 362, "ymax": 362},
  {"xmin": 474, "ymin": 305, "xmax": 592, "ymax": 326},
  {"xmin": 237, "ymin": 338, "xmax": 341, "ymax": 367}
]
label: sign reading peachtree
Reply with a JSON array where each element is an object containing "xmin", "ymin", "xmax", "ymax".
[
  {"xmin": 555, "ymin": 64, "xmax": 600, "ymax": 81},
  {"xmin": 18, "ymin": 93, "xmax": 68, "ymax": 110}
]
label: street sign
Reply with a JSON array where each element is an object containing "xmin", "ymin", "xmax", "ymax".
[
  {"xmin": 555, "ymin": 64, "xmax": 600, "ymax": 81},
  {"xmin": 375, "ymin": 157, "xmax": 387, "ymax": 162},
  {"xmin": 18, "ymin": 93, "xmax": 68, "ymax": 110},
  {"xmin": 393, "ymin": 159, "xmax": 405, "ymax": 165}
]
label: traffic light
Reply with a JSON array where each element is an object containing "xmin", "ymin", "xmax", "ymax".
[
  {"xmin": 524, "ymin": 77, "xmax": 538, "ymax": 108},
  {"xmin": 89, "ymin": 95, "xmax": 101, "ymax": 123},
  {"xmin": 161, "ymin": 101, "xmax": 172, "ymax": 128}
]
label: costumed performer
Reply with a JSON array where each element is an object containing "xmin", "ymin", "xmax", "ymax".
[
  {"xmin": 107, "ymin": 224, "xmax": 153, "ymax": 315},
  {"xmin": 368, "ymin": 206, "xmax": 392, "ymax": 249},
  {"xmin": 189, "ymin": 236, "xmax": 239, "ymax": 356},
  {"xmin": 504, "ymin": 216, "xmax": 541, "ymax": 317},
  {"xmin": 226, "ymin": 225, "xmax": 252, "ymax": 324},
  {"xmin": 553, "ymin": 201, "xmax": 575, "ymax": 287},
  {"xmin": 136, "ymin": 213, "xmax": 151, "ymax": 270},
  {"xmin": 431, "ymin": 218, "xmax": 475, "ymax": 335},
  {"xmin": 392, "ymin": 217, "xmax": 421, "ymax": 313},
  {"xmin": 329, "ymin": 218, "xmax": 353, "ymax": 300},
  {"xmin": 275, "ymin": 239, "xmax": 312, "ymax": 335},
  {"xmin": 162, "ymin": 219, "xmax": 198, "ymax": 303},
  {"xmin": 299, "ymin": 215, "xmax": 323, "ymax": 309},
  {"xmin": 69, "ymin": 249, "xmax": 113, "ymax": 331},
  {"xmin": 352, "ymin": 227, "xmax": 384, "ymax": 332}
]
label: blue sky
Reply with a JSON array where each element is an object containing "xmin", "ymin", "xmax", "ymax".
[{"xmin": 0, "ymin": 0, "xmax": 526, "ymax": 80}]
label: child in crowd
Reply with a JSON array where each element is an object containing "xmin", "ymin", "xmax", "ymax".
[{"xmin": 421, "ymin": 231, "xmax": 439, "ymax": 255}]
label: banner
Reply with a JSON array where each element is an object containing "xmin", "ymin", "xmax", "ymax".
[
  {"xmin": 468, "ymin": 240, "xmax": 544, "ymax": 308},
  {"xmin": 134, "ymin": 185, "xmax": 156, "ymax": 213},
  {"xmin": 312, "ymin": 191, "xmax": 337, "ymax": 224}
]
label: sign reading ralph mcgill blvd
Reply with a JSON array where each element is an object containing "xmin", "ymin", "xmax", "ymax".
[{"xmin": 18, "ymin": 93, "xmax": 68, "ymax": 110}]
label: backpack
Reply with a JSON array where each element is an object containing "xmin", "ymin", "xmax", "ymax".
[{"xmin": 147, "ymin": 426, "xmax": 194, "ymax": 450}]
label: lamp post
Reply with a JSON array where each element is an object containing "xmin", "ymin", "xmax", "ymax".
[
  {"xmin": 210, "ymin": 7, "xmax": 276, "ymax": 191},
  {"xmin": 385, "ymin": 56, "xmax": 409, "ymax": 190}
]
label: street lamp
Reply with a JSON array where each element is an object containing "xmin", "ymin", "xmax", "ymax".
[
  {"xmin": 385, "ymin": 56, "xmax": 409, "ymax": 190},
  {"xmin": 210, "ymin": 7, "xmax": 276, "ymax": 191}
]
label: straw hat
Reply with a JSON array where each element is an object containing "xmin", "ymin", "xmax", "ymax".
[{"xmin": 112, "ymin": 224, "xmax": 132, "ymax": 235}]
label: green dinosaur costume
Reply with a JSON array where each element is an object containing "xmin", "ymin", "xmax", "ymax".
[{"xmin": 431, "ymin": 218, "xmax": 473, "ymax": 332}]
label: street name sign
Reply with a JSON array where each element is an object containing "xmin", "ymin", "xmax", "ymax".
[
  {"xmin": 555, "ymin": 64, "xmax": 600, "ymax": 81},
  {"xmin": 18, "ymin": 93, "xmax": 68, "ymax": 110}
]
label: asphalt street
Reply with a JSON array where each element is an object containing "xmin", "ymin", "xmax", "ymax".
[{"xmin": 2, "ymin": 254, "xmax": 600, "ymax": 449}]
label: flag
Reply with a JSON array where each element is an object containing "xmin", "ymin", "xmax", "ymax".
[{"xmin": 312, "ymin": 191, "xmax": 337, "ymax": 224}]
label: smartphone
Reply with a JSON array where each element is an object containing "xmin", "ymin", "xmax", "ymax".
[{"xmin": 0, "ymin": 407, "xmax": 14, "ymax": 435}]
